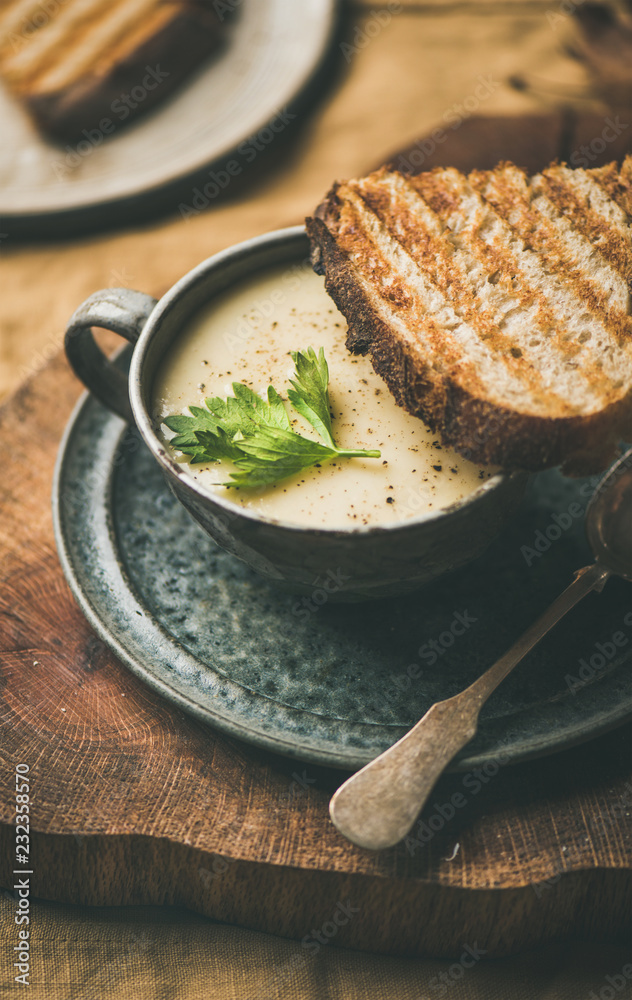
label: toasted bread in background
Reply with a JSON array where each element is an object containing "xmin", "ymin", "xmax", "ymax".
[
  {"xmin": 0, "ymin": 0, "xmax": 226, "ymax": 142},
  {"xmin": 306, "ymin": 157, "xmax": 632, "ymax": 475}
]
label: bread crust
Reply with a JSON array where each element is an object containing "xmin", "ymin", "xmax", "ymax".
[{"xmin": 306, "ymin": 188, "xmax": 632, "ymax": 475}]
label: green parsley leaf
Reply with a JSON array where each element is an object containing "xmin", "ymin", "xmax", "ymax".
[
  {"xmin": 163, "ymin": 347, "xmax": 380, "ymax": 489},
  {"xmin": 287, "ymin": 346, "xmax": 335, "ymax": 447},
  {"xmin": 227, "ymin": 427, "xmax": 338, "ymax": 487},
  {"xmin": 208, "ymin": 383, "xmax": 291, "ymax": 434},
  {"xmin": 236, "ymin": 425, "xmax": 333, "ymax": 463},
  {"xmin": 164, "ymin": 406, "xmax": 221, "ymax": 451},
  {"xmin": 192, "ymin": 427, "xmax": 245, "ymax": 463}
]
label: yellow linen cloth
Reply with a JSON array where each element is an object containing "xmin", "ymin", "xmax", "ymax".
[{"xmin": 1, "ymin": 898, "xmax": 631, "ymax": 999}]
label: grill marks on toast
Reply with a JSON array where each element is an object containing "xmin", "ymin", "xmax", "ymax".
[
  {"xmin": 0, "ymin": 0, "xmax": 223, "ymax": 140},
  {"xmin": 308, "ymin": 156, "xmax": 632, "ymax": 473},
  {"xmin": 0, "ymin": 0, "xmax": 164, "ymax": 94},
  {"xmin": 471, "ymin": 165, "xmax": 631, "ymax": 340},
  {"xmin": 463, "ymin": 167, "xmax": 629, "ymax": 406},
  {"xmin": 351, "ymin": 172, "xmax": 569, "ymax": 414},
  {"xmin": 331, "ymin": 188, "xmax": 490, "ymax": 398},
  {"xmin": 588, "ymin": 160, "xmax": 632, "ymax": 220},
  {"xmin": 411, "ymin": 167, "xmax": 627, "ymax": 413},
  {"xmin": 341, "ymin": 166, "xmax": 626, "ymax": 415},
  {"xmin": 537, "ymin": 165, "xmax": 632, "ymax": 287}
]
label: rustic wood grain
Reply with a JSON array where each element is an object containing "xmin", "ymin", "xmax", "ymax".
[
  {"xmin": 385, "ymin": 109, "xmax": 632, "ymax": 177},
  {"xmin": 0, "ymin": 352, "xmax": 630, "ymax": 957}
]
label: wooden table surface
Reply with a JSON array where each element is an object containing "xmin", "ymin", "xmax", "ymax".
[
  {"xmin": 0, "ymin": 0, "xmax": 631, "ymax": 964},
  {"xmin": 0, "ymin": 348, "xmax": 630, "ymax": 957}
]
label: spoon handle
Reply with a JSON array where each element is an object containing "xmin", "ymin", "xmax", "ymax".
[{"xmin": 330, "ymin": 561, "xmax": 611, "ymax": 851}]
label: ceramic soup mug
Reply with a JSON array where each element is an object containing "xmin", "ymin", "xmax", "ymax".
[{"xmin": 64, "ymin": 226, "xmax": 526, "ymax": 601}]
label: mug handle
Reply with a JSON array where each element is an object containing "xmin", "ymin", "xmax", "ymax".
[{"xmin": 65, "ymin": 287, "xmax": 158, "ymax": 422}]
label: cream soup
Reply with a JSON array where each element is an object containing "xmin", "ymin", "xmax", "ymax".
[{"xmin": 153, "ymin": 263, "xmax": 494, "ymax": 528}]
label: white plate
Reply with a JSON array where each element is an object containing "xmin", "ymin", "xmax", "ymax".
[{"xmin": 0, "ymin": 0, "xmax": 336, "ymax": 236}]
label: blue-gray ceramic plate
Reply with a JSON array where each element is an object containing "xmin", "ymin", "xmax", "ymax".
[{"xmin": 53, "ymin": 371, "xmax": 632, "ymax": 771}]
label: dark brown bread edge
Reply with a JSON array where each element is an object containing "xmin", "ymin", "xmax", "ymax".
[
  {"xmin": 306, "ymin": 190, "xmax": 632, "ymax": 475},
  {"xmin": 25, "ymin": 5, "xmax": 226, "ymax": 143}
]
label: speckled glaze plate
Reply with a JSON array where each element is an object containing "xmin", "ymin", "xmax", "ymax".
[{"xmin": 53, "ymin": 361, "xmax": 632, "ymax": 771}]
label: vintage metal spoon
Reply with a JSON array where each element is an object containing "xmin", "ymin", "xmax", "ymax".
[{"xmin": 330, "ymin": 448, "xmax": 632, "ymax": 851}]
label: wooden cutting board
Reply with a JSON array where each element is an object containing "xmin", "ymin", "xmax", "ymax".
[{"xmin": 0, "ymin": 350, "xmax": 630, "ymax": 958}]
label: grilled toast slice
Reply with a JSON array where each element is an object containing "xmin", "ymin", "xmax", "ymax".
[
  {"xmin": 306, "ymin": 158, "xmax": 632, "ymax": 474},
  {"xmin": 0, "ymin": 0, "xmax": 225, "ymax": 142}
]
